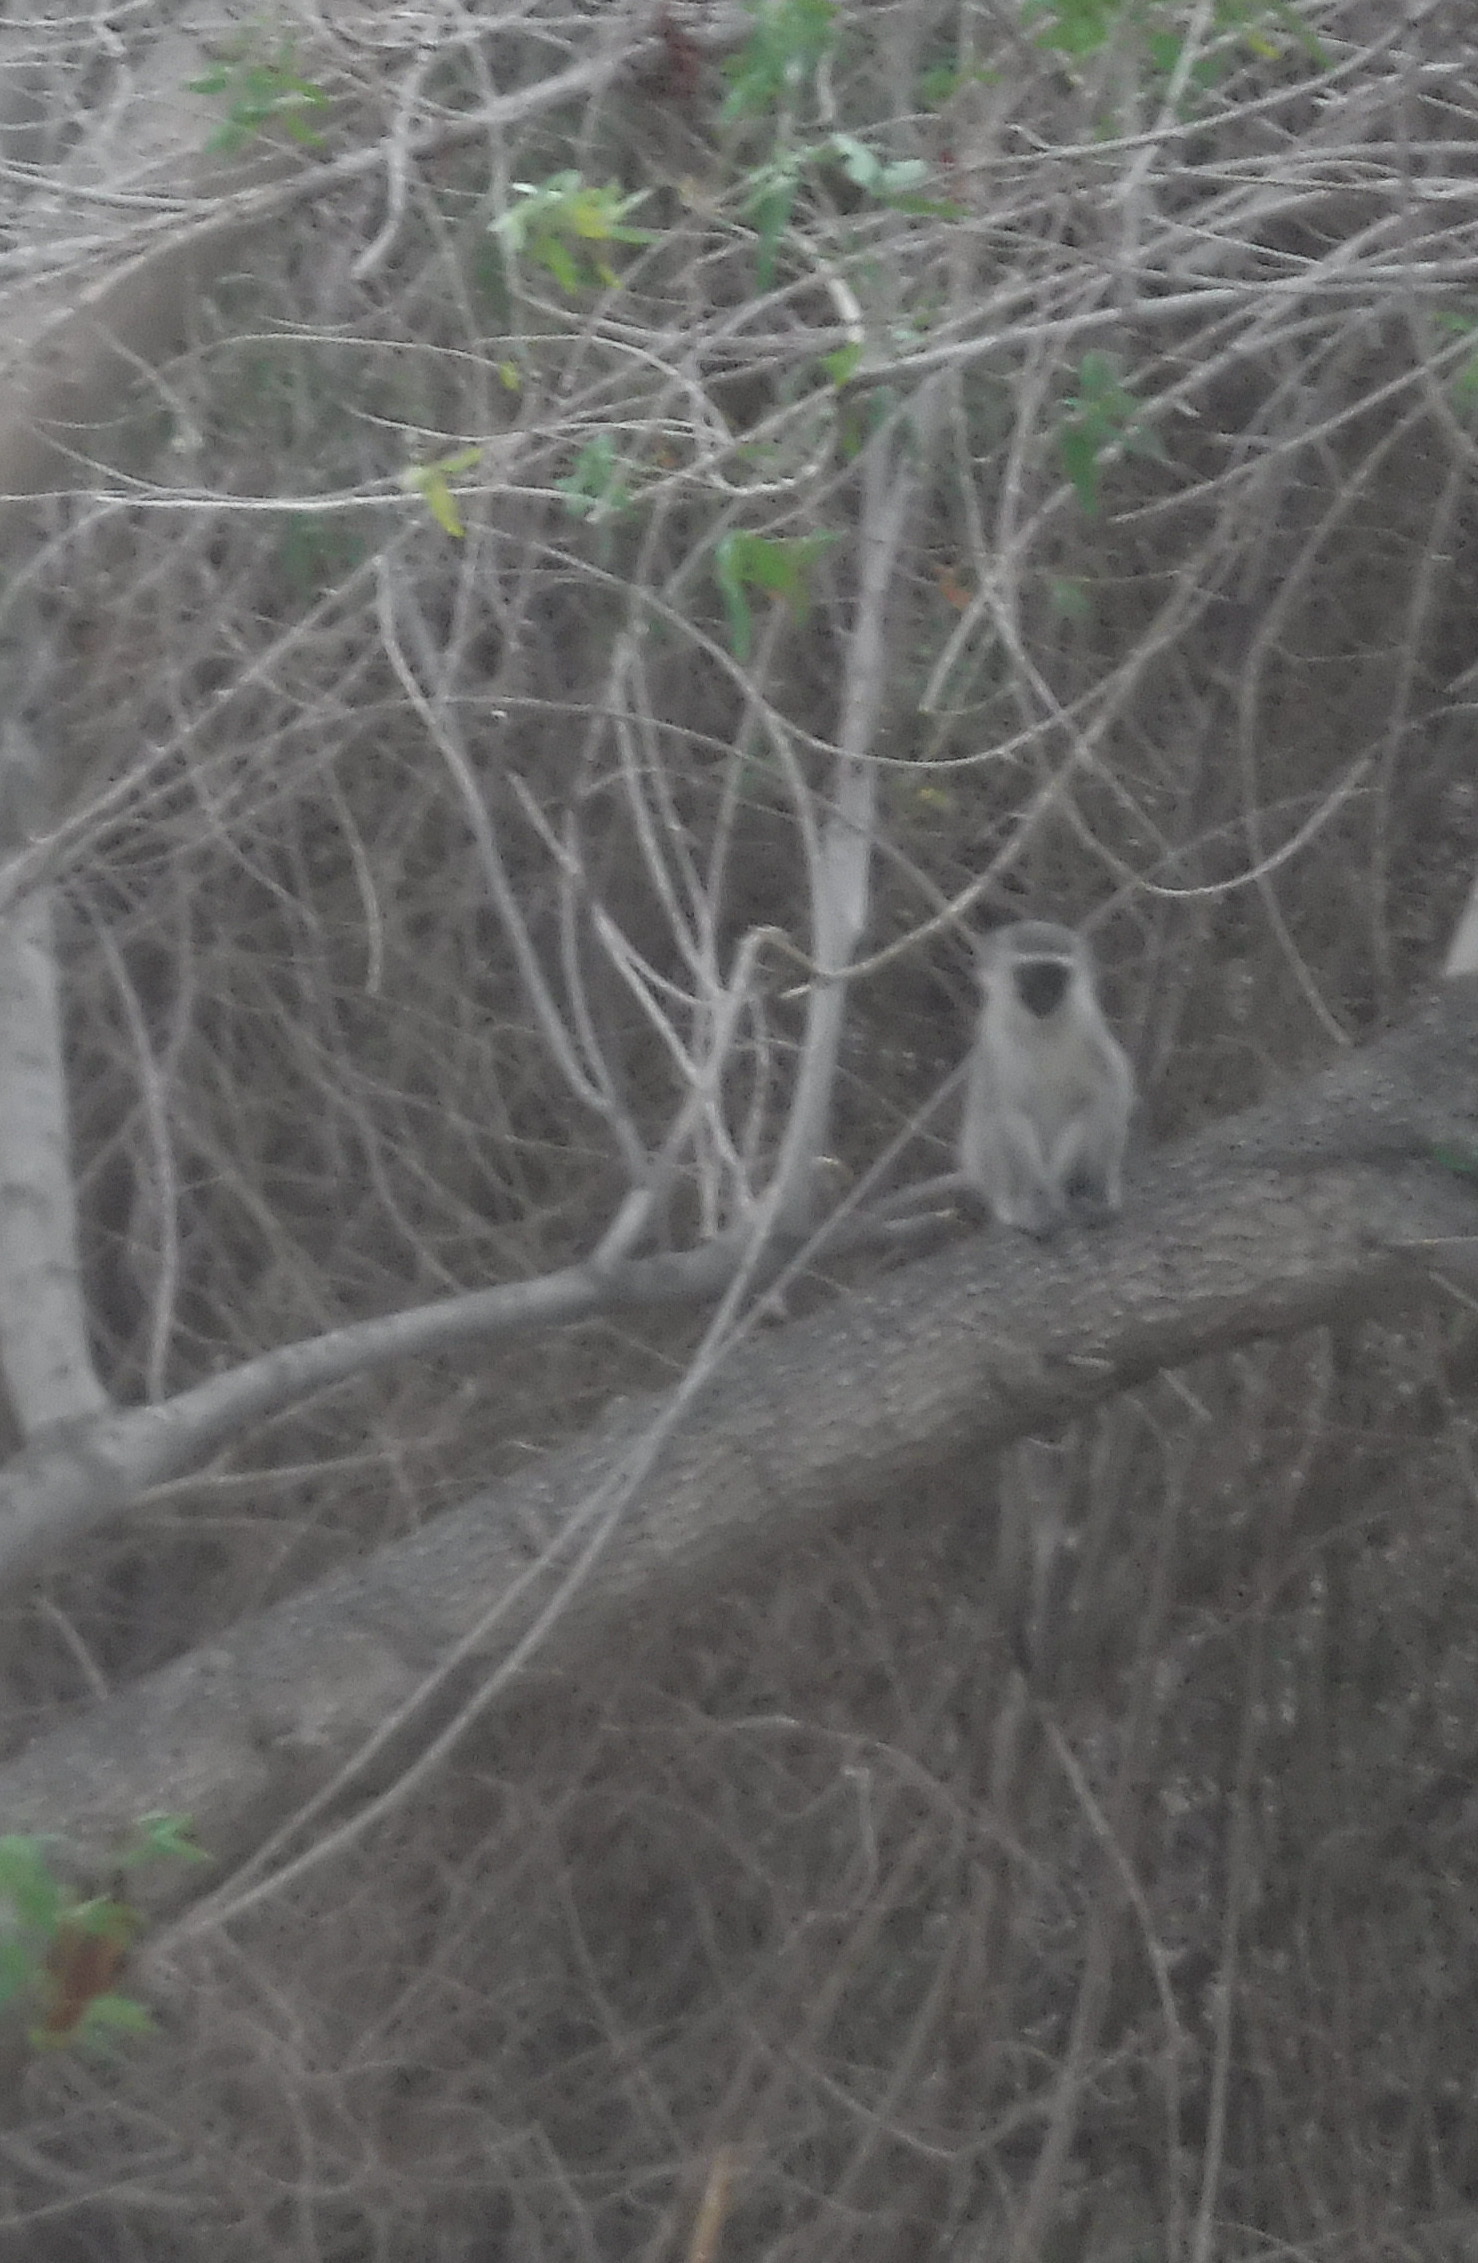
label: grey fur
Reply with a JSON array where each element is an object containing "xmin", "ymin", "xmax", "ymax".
[{"xmin": 958, "ymin": 920, "xmax": 1135, "ymax": 1236}]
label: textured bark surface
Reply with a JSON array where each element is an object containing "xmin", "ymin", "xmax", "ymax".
[{"xmin": 0, "ymin": 978, "xmax": 1475, "ymax": 1884}]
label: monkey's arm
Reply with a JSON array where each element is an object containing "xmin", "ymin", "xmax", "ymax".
[{"xmin": 970, "ymin": 1105, "xmax": 1064, "ymax": 1236}]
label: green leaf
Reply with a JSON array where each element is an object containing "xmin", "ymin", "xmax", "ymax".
[
  {"xmin": 426, "ymin": 473, "xmax": 464, "ymax": 539},
  {"xmin": 741, "ymin": 155, "xmax": 804, "ymax": 286},
  {"xmin": 742, "ymin": 537, "xmax": 796, "ymax": 599},
  {"xmin": 823, "ymin": 342, "xmax": 864, "ymax": 386},
  {"xmin": 282, "ymin": 106, "xmax": 326, "ymax": 147},
  {"xmin": 888, "ymin": 192, "xmax": 963, "ymax": 219},
  {"xmin": 1075, "ymin": 348, "xmax": 1124, "ymax": 402},
  {"xmin": 714, "ymin": 529, "xmax": 837, "ymax": 655},
  {"xmin": 1145, "ymin": 25, "xmax": 1184, "ymax": 73},
  {"xmin": 918, "ymin": 57, "xmax": 1001, "ymax": 105},
  {"xmin": 78, "ymin": 1993, "xmax": 155, "ymax": 2036},
  {"xmin": 0, "ymin": 1937, "xmax": 36, "ymax": 2009},
  {"xmin": 715, "ymin": 536, "xmax": 757, "ymax": 661},
  {"xmin": 755, "ymin": 188, "xmax": 799, "ymax": 286},
  {"xmin": 0, "ymin": 1837, "xmax": 63, "ymax": 1933},
  {"xmin": 1023, "ymin": 0, "xmax": 1118, "ymax": 60},
  {"xmin": 823, "ymin": 137, "xmax": 934, "ymax": 209},
  {"xmin": 565, "ymin": 187, "xmax": 652, "ymax": 244},
  {"xmin": 769, "ymin": 533, "xmax": 834, "ymax": 601},
  {"xmin": 557, "ymin": 433, "xmax": 632, "ymax": 521},
  {"xmin": 1022, "ymin": 0, "xmax": 1331, "ymax": 88},
  {"xmin": 536, "ymin": 235, "xmax": 582, "ymax": 295},
  {"xmin": 875, "ymin": 158, "xmax": 930, "ymax": 196},
  {"xmin": 62, "ymin": 1898, "xmax": 133, "ymax": 1946},
  {"xmin": 721, "ymin": 0, "xmax": 838, "ymax": 121},
  {"xmin": 829, "ymin": 134, "xmax": 882, "ymax": 193},
  {"xmin": 1059, "ymin": 423, "xmax": 1103, "ymax": 514},
  {"xmin": 918, "ymin": 60, "xmax": 962, "ymax": 105},
  {"xmin": 1262, "ymin": 0, "xmax": 1331, "ymax": 65},
  {"xmin": 120, "ymin": 1814, "xmax": 210, "ymax": 1868},
  {"xmin": 400, "ymin": 446, "xmax": 484, "ymax": 539},
  {"xmin": 1059, "ymin": 349, "xmax": 1162, "ymax": 511},
  {"xmin": 188, "ymin": 40, "xmax": 329, "ymax": 156},
  {"xmin": 31, "ymin": 1991, "xmax": 158, "ymax": 2054},
  {"xmin": 492, "ymin": 174, "xmax": 652, "ymax": 297}
]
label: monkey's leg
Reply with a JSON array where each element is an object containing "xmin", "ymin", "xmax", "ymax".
[
  {"xmin": 1055, "ymin": 1109, "xmax": 1124, "ymax": 1223},
  {"xmin": 995, "ymin": 1116, "xmax": 1065, "ymax": 1237}
]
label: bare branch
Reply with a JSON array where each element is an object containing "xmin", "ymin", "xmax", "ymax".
[
  {"xmin": 1, "ymin": 977, "xmax": 1476, "ymax": 1876},
  {"xmin": 0, "ymin": 719, "xmax": 106, "ymax": 1434},
  {"xmin": 766, "ymin": 408, "xmax": 937, "ymax": 1235}
]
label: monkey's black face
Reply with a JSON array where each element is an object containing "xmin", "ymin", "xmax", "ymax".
[{"xmin": 1014, "ymin": 957, "xmax": 1072, "ymax": 1017}]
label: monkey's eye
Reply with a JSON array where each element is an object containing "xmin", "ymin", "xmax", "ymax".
[{"xmin": 1015, "ymin": 959, "xmax": 1071, "ymax": 1017}]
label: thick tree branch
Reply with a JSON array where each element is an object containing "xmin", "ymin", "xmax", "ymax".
[
  {"xmin": 0, "ymin": 979, "xmax": 1474, "ymax": 1882},
  {"xmin": 0, "ymin": 1231, "xmax": 754, "ymax": 1589},
  {"xmin": 0, "ymin": 1184, "xmax": 954, "ymax": 1590}
]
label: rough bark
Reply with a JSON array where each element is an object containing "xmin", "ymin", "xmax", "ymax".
[{"xmin": 0, "ymin": 977, "xmax": 1474, "ymax": 1888}]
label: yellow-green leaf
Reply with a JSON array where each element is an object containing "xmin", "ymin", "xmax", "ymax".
[{"xmin": 422, "ymin": 471, "xmax": 464, "ymax": 538}]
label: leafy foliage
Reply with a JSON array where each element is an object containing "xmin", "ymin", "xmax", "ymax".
[
  {"xmin": 714, "ymin": 529, "xmax": 836, "ymax": 659},
  {"xmin": 1021, "ymin": 0, "xmax": 1330, "ymax": 85},
  {"xmin": 740, "ymin": 132, "xmax": 954, "ymax": 286},
  {"xmin": 917, "ymin": 56, "xmax": 1001, "ymax": 106},
  {"xmin": 557, "ymin": 435, "xmax": 634, "ymax": 522},
  {"xmin": 1436, "ymin": 309, "xmax": 1478, "ymax": 421},
  {"xmin": 721, "ymin": 0, "xmax": 838, "ymax": 122},
  {"xmin": 0, "ymin": 1817, "xmax": 206, "ymax": 2054},
  {"xmin": 1058, "ymin": 349, "xmax": 1166, "ymax": 513},
  {"xmin": 189, "ymin": 38, "xmax": 329, "ymax": 154},
  {"xmin": 490, "ymin": 174, "xmax": 654, "ymax": 295},
  {"xmin": 399, "ymin": 447, "xmax": 485, "ymax": 540}
]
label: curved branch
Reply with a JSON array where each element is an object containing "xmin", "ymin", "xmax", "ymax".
[{"xmin": 0, "ymin": 977, "xmax": 1475, "ymax": 1879}]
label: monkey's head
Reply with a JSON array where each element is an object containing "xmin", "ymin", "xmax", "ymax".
[{"xmin": 979, "ymin": 920, "xmax": 1090, "ymax": 1021}]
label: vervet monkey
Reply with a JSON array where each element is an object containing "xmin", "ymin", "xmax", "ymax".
[{"xmin": 958, "ymin": 920, "xmax": 1134, "ymax": 1236}]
